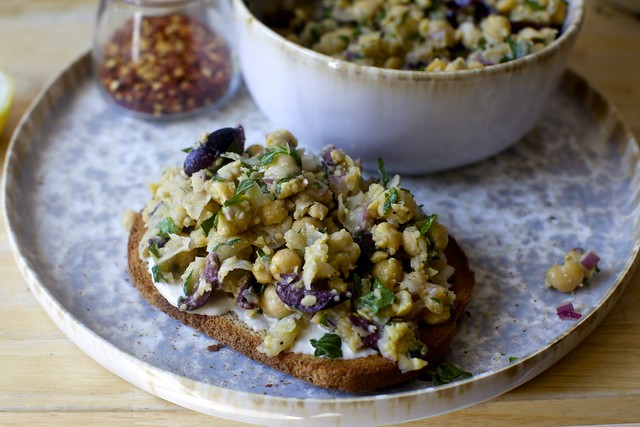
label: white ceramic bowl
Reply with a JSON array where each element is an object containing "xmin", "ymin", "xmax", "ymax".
[{"xmin": 233, "ymin": 0, "xmax": 585, "ymax": 174}]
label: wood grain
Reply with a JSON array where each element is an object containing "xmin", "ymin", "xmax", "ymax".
[{"xmin": 0, "ymin": 0, "xmax": 639, "ymax": 425}]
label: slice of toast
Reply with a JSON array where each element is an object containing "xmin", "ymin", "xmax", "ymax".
[{"xmin": 128, "ymin": 213, "xmax": 475, "ymax": 392}]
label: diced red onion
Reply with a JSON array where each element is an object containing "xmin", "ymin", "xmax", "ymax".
[
  {"xmin": 556, "ymin": 302, "xmax": 575, "ymax": 314},
  {"xmin": 556, "ymin": 302, "xmax": 582, "ymax": 320},
  {"xmin": 559, "ymin": 311, "xmax": 582, "ymax": 320},
  {"xmin": 580, "ymin": 251, "xmax": 600, "ymax": 271}
]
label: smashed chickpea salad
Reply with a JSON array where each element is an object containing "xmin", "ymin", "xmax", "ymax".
[
  {"xmin": 139, "ymin": 126, "xmax": 456, "ymax": 372},
  {"xmin": 274, "ymin": 0, "xmax": 568, "ymax": 71}
]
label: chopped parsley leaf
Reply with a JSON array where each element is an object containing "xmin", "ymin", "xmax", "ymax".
[
  {"xmin": 181, "ymin": 147, "xmax": 192, "ymax": 153},
  {"xmin": 377, "ymin": 157, "xmax": 389, "ymax": 188},
  {"xmin": 211, "ymin": 238, "xmax": 242, "ymax": 252},
  {"xmin": 358, "ymin": 277, "xmax": 395, "ymax": 314},
  {"xmin": 148, "ymin": 241, "xmax": 161, "ymax": 258},
  {"xmin": 183, "ymin": 270, "xmax": 194, "ymax": 296},
  {"xmin": 383, "ymin": 187, "xmax": 401, "ymax": 214},
  {"xmin": 257, "ymin": 248, "xmax": 269, "ymax": 260},
  {"xmin": 157, "ymin": 217, "xmax": 178, "ymax": 238},
  {"xmin": 200, "ymin": 215, "xmax": 217, "ymax": 236},
  {"xmin": 224, "ymin": 179, "xmax": 255, "ymax": 206},
  {"xmin": 310, "ymin": 333, "xmax": 342, "ymax": 358},
  {"xmin": 428, "ymin": 363, "xmax": 473, "ymax": 385},
  {"xmin": 151, "ymin": 264, "xmax": 164, "ymax": 283},
  {"xmin": 419, "ymin": 214, "xmax": 438, "ymax": 235},
  {"xmin": 524, "ymin": 0, "xmax": 545, "ymax": 10},
  {"xmin": 259, "ymin": 145, "xmax": 302, "ymax": 167},
  {"xmin": 275, "ymin": 175, "xmax": 297, "ymax": 196}
]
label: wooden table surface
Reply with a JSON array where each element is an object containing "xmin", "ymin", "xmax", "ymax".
[{"xmin": 1, "ymin": 0, "xmax": 639, "ymax": 425}]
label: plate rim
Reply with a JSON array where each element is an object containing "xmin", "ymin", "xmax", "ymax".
[{"xmin": 3, "ymin": 50, "xmax": 640, "ymax": 426}]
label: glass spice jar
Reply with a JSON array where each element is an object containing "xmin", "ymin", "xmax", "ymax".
[{"xmin": 93, "ymin": 0, "xmax": 240, "ymax": 119}]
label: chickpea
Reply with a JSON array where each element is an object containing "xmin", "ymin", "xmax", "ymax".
[
  {"xmin": 252, "ymin": 255, "xmax": 272, "ymax": 284},
  {"xmin": 546, "ymin": 261, "xmax": 584, "ymax": 293},
  {"xmin": 376, "ymin": 188, "xmax": 418, "ymax": 224},
  {"xmin": 372, "ymin": 257, "xmax": 404, "ymax": 290},
  {"xmin": 266, "ymin": 129, "xmax": 298, "ymax": 148},
  {"xmin": 496, "ymin": 0, "xmax": 517, "ymax": 12},
  {"xmin": 260, "ymin": 286, "xmax": 292, "ymax": 319},
  {"xmin": 260, "ymin": 200, "xmax": 288, "ymax": 226},
  {"xmin": 372, "ymin": 222, "xmax": 402, "ymax": 255},
  {"xmin": 353, "ymin": 0, "xmax": 382, "ymax": 23},
  {"xmin": 292, "ymin": 216, "xmax": 323, "ymax": 232},
  {"xmin": 269, "ymin": 248, "xmax": 302, "ymax": 279},
  {"xmin": 428, "ymin": 222, "xmax": 449, "ymax": 252},
  {"xmin": 263, "ymin": 154, "xmax": 300, "ymax": 182},
  {"xmin": 245, "ymin": 144, "xmax": 265, "ymax": 157},
  {"xmin": 370, "ymin": 250, "xmax": 389, "ymax": 264},
  {"xmin": 481, "ymin": 15, "xmax": 511, "ymax": 44},
  {"xmin": 402, "ymin": 226, "xmax": 427, "ymax": 257},
  {"xmin": 327, "ymin": 229, "xmax": 361, "ymax": 274}
]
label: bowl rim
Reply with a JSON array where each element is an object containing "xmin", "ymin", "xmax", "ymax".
[{"xmin": 233, "ymin": 0, "xmax": 585, "ymax": 81}]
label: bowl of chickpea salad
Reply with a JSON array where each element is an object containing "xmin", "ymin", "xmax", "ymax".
[{"xmin": 232, "ymin": 0, "xmax": 584, "ymax": 174}]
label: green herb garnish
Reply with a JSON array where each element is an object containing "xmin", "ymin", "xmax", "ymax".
[
  {"xmin": 224, "ymin": 179, "xmax": 255, "ymax": 206},
  {"xmin": 310, "ymin": 333, "xmax": 343, "ymax": 358},
  {"xmin": 524, "ymin": 0, "xmax": 545, "ymax": 10},
  {"xmin": 358, "ymin": 277, "xmax": 396, "ymax": 314},
  {"xmin": 509, "ymin": 356, "xmax": 519, "ymax": 363},
  {"xmin": 148, "ymin": 241, "xmax": 161, "ymax": 258},
  {"xmin": 157, "ymin": 217, "xmax": 178, "ymax": 238},
  {"xmin": 318, "ymin": 313, "xmax": 330, "ymax": 328},
  {"xmin": 477, "ymin": 36, "xmax": 487, "ymax": 50},
  {"xmin": 383, "ymin": 187, "xmax": 401, "ymax": 214},
  {"xmin": 275, "ymin": 175, "xmax": 297, "ymax": 196},
  {"xmin": 257, "ymin": 248, "xmax": 269, "ymax": 260},
  {"xmin": 419, "ymin": 214, "xmax": 438, "ymax": 235},
  {"xmin": 151, "ymin": 264, "xmax": 164, "ymax": 283},
  {"xmin": 508, "ymin": 38, "xmax": 532, "ymax": 59},
  {"xmin": 429, "ymin": 363, "xmax": 473, "ymax": 385},
  {"xmin": 259, "ymin": 145, "xmax": 302, "ymax": 167},
  {"xmin": 377, "ymin": 157, "xmax": 389, "ymax": 188},
  {"xmin": 181, "ymin": 147, "xmax": 193, "ymax": 153},
  {"xmin": 211, "ymin": 238, "xmax": 242, "ymax": 252},
  {"xmin": 183, "ymin": 270, "xmax": 194, "ymax": 296},
  {"xmin": 200, "ymin": 214, "xmax": 217, "ymax": 236}
]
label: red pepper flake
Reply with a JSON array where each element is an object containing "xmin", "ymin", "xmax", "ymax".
[
  {"xmin": 97, "ymin": 13, "xmax": 233, "ymax": 117},
  {"xmin": 556, "ymin": 302, "xmax": 582, "ymax": 320}
]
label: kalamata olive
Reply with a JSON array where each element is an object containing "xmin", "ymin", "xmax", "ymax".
[
  {"xmin": 473, "ymin": 1, "xmax": 494, "ymax": 23},
  {"xmin": 354, "ymin": 231, "xmax": 374, "ymax": 270},
  {"xmin": 236, "ymin": 273, "xmax": 260, "ymax": 310},
  {"xmin": 183, "ymin": 126, "xmax": 245, "ymax": 176},
  {"xmin": 148, "ymin": 236, "xmax": 167, "ymax": 248},
  {"xmin": 178, "ymin": 283, "xmax": 213, "ymax": 311},
  {"xmin": 349, "ymin": 313, "xmax": 380, "ymax": 351},
  {"xmin": 201, "ymin": 252, "xmax": 221, "ymax": 286},
  {"xmin": 178, "ymin": 252, "xmax": 220, "ymax": 310},
  {"xmin": 275, "ymin": 273, "xmax": 350, "ymax": 313}
]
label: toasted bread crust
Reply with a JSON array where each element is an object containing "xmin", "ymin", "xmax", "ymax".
[{"xmin": 127, "ymin": 214, "xmax": 475, "ymax": 392}]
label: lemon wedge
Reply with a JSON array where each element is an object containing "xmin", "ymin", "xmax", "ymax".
[{"xmin": 0, "ymin": 70, "xmax": 15, "ymax": 137}]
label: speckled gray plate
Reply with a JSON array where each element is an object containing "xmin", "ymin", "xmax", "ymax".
[{"xmin": 3, "ymin": 52, "xmax": 640, "ymax": 426}]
